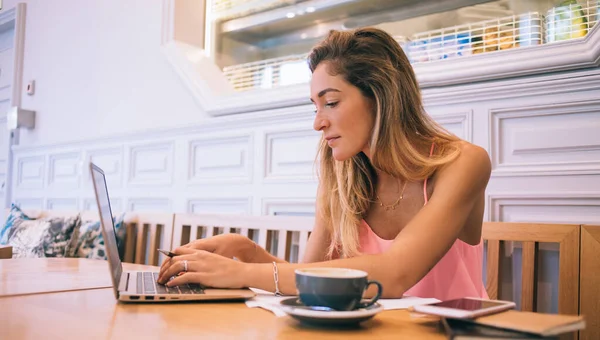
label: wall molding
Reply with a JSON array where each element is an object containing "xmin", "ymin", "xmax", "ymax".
[
  {"xmin": 187, "ymin": 197, "xmax": 252, "ymax": 214},
  {"xmin": 429, "ymin": 110, "xmax": 473, "ymax": 142},
  {"xmin": 16, "ymin": 155, "xmax": 45, "ymax": 189},
  {"xmin": 490, "ymin": 99, "xmax": 600, "ymax": 177},
  {"xmin": 127, "ymin": 141, "xmax": 175, "ymax": 187},
  {"xmin": 263, "ymin": 128, "xmax": 320, "ymax": 183},
  {"xmin": 487, "ymin": 192, "xmax": 600, "ymax": 223},
  {"xmin": 187, "ymin": 134, "xmax": 253, "ymax": 185},
  {"xmin": 13, "ymin": 105, "xmax": 314, "ymax": 153},
  {"xmin": 262, "ymin": 197, "xmax": 316, "ymax": 216},
  {"xmin": 127, "ymin": 198, "xmax": 172, "ymax": 212},
  {"xmin": 47, "ymin": 152, "xmax": 81, "ymax": 189}
]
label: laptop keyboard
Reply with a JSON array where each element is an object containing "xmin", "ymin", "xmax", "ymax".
[{"xmin": 136, "ymin": 272, "xmax": 205, "ymax": 295}]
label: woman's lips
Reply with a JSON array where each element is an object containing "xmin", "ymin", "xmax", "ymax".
[{"xmin": 327, "ymin": 137, "xmax": 339, "ymax": 146}]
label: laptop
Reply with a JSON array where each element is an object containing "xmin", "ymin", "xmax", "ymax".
[{"xmin": 90, "ymin": 162, "xmax": 256, "ymax": 302}]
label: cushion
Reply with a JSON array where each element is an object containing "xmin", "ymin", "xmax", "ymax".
[
  {"xmin": 65, "ymin": 213, "xmax": 126, "ymax": 260},
  {"xmin": 6, "ymin": 218, "xmax": 50, "ymax": 258},
  {"xmin": 1, "ymin": 204, "xmax": 81, "ymax": 258},
  {"xmin": 0, "ymin": 204, "xmax": 32, "ymax": 245},
  {"xmin": 42, "ymin": 215, "xmax": 81, "ymax": 257}
]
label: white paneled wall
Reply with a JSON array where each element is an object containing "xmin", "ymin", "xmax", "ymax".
[{"xmin": 10, "ymin": 69, "xmax": 600, "ymax": 230}]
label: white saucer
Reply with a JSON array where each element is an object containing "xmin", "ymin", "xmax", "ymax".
[{"xmin": 279, "ymin": 297, "xmax": 384, "ymax": 326}]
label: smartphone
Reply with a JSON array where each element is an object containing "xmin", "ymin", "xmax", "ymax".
[{"xmin": 412, "ymin": 297, "xmax": 516, "ymax": 319}]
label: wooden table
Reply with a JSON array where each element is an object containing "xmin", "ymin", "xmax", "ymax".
[
  {"xmin": 0, "ymin": 258, "xmax": 447, "ymax": 339},
  {"xmin": 0, "ymin": 258, "xmax": 114, "ymax": 297}
]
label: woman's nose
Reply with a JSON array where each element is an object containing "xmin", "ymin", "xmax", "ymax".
[{"xmin": 313, "ymin": 115, "xmax": 329, "ymax": 131}]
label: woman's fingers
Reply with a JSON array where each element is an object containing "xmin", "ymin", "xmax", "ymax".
[
  {"xmin": 158, "ymin": 247, "xmax": 196, "ymax": 277},
  {"xmin": 157, "ymin": 251, "xmax": 209, "ymax": 284},
  {"xmin": 172, "ymin": 246, "xmax": 197, "ymax": 255},
  {"xmin": 166, "ymin": 272, "xmax": 206, "ymax": 287}
]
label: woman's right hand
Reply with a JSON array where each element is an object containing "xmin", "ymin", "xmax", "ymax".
[
  {"xmin": 158, "ymin": 233, "xmax": 257, "ymax": 281},
  {"xmin": 181, "ymin": 233, "xmax": 256, "ymax": 261}
]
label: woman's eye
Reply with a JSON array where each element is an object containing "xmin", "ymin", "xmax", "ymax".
[{"xmin": 325, "ymin": 102, "xmax": 338, "ymax": 108}]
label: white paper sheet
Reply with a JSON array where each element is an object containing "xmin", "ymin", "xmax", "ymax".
[
  {"xmin": 244, "ymin": 288, "xmax": 290, "ymax": 317},
  {"xmin": 245, "ymin": 288, "xmax": 440, "ymax": 317}
]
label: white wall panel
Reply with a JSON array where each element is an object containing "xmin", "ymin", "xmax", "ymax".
[
  {"xmin": 127, "ymin": 198, "xmax": 171, "ymax": 212},
  {"xmin": 188, "ymin": 135, "xmax": 252, "ymax": 184},
  {"xmin": 488, "ymin": 193, "xmax": 600, "ymax": 224},
  {"xmin": 491, "ymin": 100, "xmax": 600, "ymax": 176},
  {"xmin": 128, "ymin": 142, "xmax": 174, "ymax": 186},
  {"xmin": 46, "ymin": 198, "xmax": 78, "ymax": 211},
  {"xmin": 48, "ymin": 153, "xmax": 81, "ymax": 189},
  {"xmin": 85, "ymin": 148, "xmax": 123, "ymax": 188},
  {"xmin": 264, "ymin": 130, "xmax": 320, "ymax": 182},
  {"xmin": 262, "ymin": 198, "xmax": 316, "ymax": 216},
  {"xmin": 83, "ymin": 197, "xmax": 122, "ymax": 212},
  {"xmin": 16, "ymin": 155, "xmax": 45, "ymax": 189},
  {"xmin": 187, "ymin": 198, "xmax": 251, "ymax": 214},
  {"xmin": 430, "ymin": 110, "xmax": 473, "ymax": 142},
  {"xmin": 14, "ymin": 198, "xmax": 43, "ymax": 210}
]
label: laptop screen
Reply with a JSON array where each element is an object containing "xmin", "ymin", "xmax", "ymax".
[{"xmin": 90, "ymin": 163, "xmax": 123, "ymax": 295}]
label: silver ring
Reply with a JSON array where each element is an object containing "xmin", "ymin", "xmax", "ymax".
[{"xmin": 183, "ymin": 260, "xmax": 188, "ymax": 272}]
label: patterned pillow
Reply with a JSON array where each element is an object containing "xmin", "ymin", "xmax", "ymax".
[
  {"xmin": 6, "ymin": 219, "xmax": 50, "ymax": 258},
  {"xmin": 0, "ymin": 204, "xmax": 32, "ymax": 245},
  {"xmin": 1, "ymin": 204, "xmax": 82, "ymax": 258},
  {"xmin": 42, "ymin": 215, "xmax": 81, "ymax": 257},
  {"xmin": 65, "ymin": 214, "xmax": 126, "ymax": 260}
]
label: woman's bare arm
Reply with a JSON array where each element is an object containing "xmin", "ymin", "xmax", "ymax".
[{"xmin": 241, "ymin": 144, "xmax": 492, "ymax": 298}]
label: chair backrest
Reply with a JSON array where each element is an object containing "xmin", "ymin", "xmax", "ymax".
[
  {"xmin": 124, "ymin": 213, "xmax": 175, "ymax": 266},
  {"xmin": 172, "ymin": 213, "xmax": 315, "ymax": 263},
  {"xmin": 580, "ymin": 225, "xmax": 600, "ymax": 340},
  {"xmin": 482, "ymin": 222, "xmax": 580, "ymax": 316}
]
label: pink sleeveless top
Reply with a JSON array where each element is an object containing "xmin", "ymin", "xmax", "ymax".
[{"xmin": 358, "ymin": 144, "xmax": 488, "ymax": 301}]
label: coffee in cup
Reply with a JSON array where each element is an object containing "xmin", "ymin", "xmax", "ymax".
[{"xmin": 295, "ymin": 268, "xmax": 383, "ymax": 311}]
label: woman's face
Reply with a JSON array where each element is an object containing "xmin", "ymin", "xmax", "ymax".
[{"xmin": 310, "ymin": 62, "xmax": 375, "ymax": 161}]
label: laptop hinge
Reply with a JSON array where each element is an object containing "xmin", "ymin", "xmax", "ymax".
[{"xmin": 118, "ymin": 272, "xmax": 129, "ymax": 292}]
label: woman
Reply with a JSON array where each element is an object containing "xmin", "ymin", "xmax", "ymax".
[{"xmin": 157, "ymin": 27, "xmax": 491, "ymax": 301}]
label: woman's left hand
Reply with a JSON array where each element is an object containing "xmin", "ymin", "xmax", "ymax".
[{"xmin": 156, "ymin": 247, "xmax": 249, "ymax": 288}]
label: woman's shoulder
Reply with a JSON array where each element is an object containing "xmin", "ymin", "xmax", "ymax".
[{"xmin": 438, "ymin": 141, "xmax": 491, "ymax": 189}]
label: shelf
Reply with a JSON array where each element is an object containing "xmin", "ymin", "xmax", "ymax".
[{"xmin": 218, "ymin": 0, "xmax": 497, "ymax": 47}]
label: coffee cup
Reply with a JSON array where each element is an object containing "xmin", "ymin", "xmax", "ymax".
[{"xmin": 295, "ymin": 268, "xmax": 383, "ymax": 311}]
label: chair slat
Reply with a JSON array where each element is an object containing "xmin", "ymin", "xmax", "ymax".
[
  {"xmin": 135, "ymin": 224, "xmax": 148, "ymax": 264},
  {"xmin": 580, "ymin": 225, "xmax": 600, "ymax": 340},
  {"xmin": 558, "ymin": 226, "xmax": 580, "ymax": 316},
  {"xmin": 277, "ymin": 230, "xmax": 288, "ymax": 260},
  {"xmin": 520, "ymin": 241, "xmax": 538, "ymax": 312},
  {"xmin": 298, "ymin": 231, "xmax": 310, "ymax": 263},
  {"xmin": 147, "ymin": 224, "xmax": 163, "ymax": 266},
  {"xmin": 189, "ymin": 225, "xmax": 198, "ymax": 242},
  {"xmin": 486, "ymin": 239, "xmax": 501, "ymax": 300}
]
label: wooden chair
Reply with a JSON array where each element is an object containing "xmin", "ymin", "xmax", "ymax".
[
  {"xmin": 482, "ymin": 222, "xmax": 580, "ymax": 316},
  {"xmin": 579, "ymin": 225, "xmax": 600, "ymax": 340},
  {"xmin": 0, "ymin": 245, "xmax": 12, "ymax": 259},
  {"xmin": 124, "ymin": 213, "xmax": 175, "ymax": 266},
  {"xmin": 171, "ymin": 213, "xmax": 315, "ymax": 263}
]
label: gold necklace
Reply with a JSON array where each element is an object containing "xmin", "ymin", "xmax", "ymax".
[{"xmin": 377, "ymin": 180, "xmax": 408, "ymax": 211}]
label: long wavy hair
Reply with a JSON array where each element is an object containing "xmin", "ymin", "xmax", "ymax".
[{"xmin": 308, "ymin": 27, "xmax": 461, "ymax": 259}]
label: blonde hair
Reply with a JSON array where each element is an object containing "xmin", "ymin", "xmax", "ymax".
[{"xmin": 308, "ymin": 27, "xmax": 461, "ymax": 259}]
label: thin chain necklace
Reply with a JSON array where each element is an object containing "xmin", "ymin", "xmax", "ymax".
[{"xmin": 377, "ymin": 180, "xmax": 408, "ymax": 211}]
